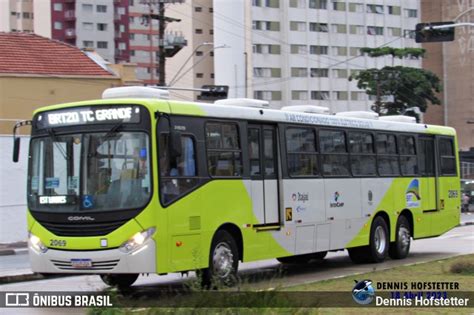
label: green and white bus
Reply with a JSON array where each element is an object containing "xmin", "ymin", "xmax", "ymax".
[{"xmin": 13, "ymin": 87, "xmax": 461, "ymax": 288}]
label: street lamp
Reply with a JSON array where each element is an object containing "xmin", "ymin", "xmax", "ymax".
[{"xmin": 168, "ymin": 42, "xmax": 229, "ymax": 86}]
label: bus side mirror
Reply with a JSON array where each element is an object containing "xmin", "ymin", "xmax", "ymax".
[
  {"xmin": 169, "ymin": 131, "xmax": 182, "ymax": 159},
  {"xmin": 13, "ymin": 137, "xmax": 20, "ymax": 163}
]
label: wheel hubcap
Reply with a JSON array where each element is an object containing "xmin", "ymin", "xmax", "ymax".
[
  {"xmin": 374, "ymin": 226, "xmax": 386, "ymax": 254},
  {"xmin": 212, "ymin": 242, "xmax": 234, "ymax": 278},
  {"xmin": 399, "ymin": 226, "xmax": 410, "ymax": 251}
]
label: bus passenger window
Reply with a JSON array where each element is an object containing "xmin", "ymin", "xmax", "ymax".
[
  {"xmin": 399, "ymin": 135, "xmax": 418, "ymax": 175},
  {"xmin": 159, "ymin": 134, "xmax": 198, "ymax": 204},
  {"xmin": 206, "ymin": 123, "xmax": 242, "ymax": 177},
  {"xmin": 349, "ymin": 131, "xmax": 376, "ymax": 176},
  {"xmin": 286, "ymin": 127, "xmax": 319, "ymax": 176},
  {"xmin": 376, "ymin": 133, "xmax": 399, "ymax": 176},
  {"xmin": 319, "ymin": 130, "xmax": 349, "ymax": 176},
  {"xmin": 439, "ymin": 138, "xmax": 456, "ymax": 176}
]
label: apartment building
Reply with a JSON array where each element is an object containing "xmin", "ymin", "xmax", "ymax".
[
  {"xmin": 0, "ymin": 0, "xmax": 35, "ymax": 33},
  {"xmin": 1, "ymin": 0, "xmax": 130, "ymax": 63},
  {"xmin": 214, "ymin": 0, "xmax": 422, "ymax": 111},
  {"xmin": 420, "ymin": 0, "xmax": 473, "ymax": 152},
  {"xmin": 165, "ymin": 0, "xmax": 215, "ymax": 100}
]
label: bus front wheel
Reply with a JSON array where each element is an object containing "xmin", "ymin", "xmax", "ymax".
[
  {"xmin": 389, "ymin": 215, "xmax": 411, "ymax": 259},
  {"xmin": 200, "ymin": 230, "xmax": 239, "ymax": 289},
  {"xmin": 100, "ymin": 274, "xmax": 138, "ymax": 289}
]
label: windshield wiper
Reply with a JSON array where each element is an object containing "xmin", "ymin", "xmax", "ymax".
[
  {"xmin": 103, "ymin": 121, "xmax": 123, "ymax": 141},
  {"xmin": 47, "ymin": 128, "xmax": 70, "ymax": 160}
]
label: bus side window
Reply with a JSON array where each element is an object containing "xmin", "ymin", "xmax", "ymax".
[
  {"xmin": 349, "ymin": 131, "xmax": 376, "ymax": 176},
  {"xmin": 399, "ymin": 135, "xmax": 418, "ymax": 175},
  {"xmin": 376, "ymin": 133, "xmax": 400, "ymax": 176},
  {"xmin": 319, "ymin": 130, "xmax": 350, "ymax": 177},
  {"xmin": 438, "ymin": 138, "xmax": 456, "ymax": 176},
  {"xmin": 286, "ymin": 127, "xmax": 319, "ymax": 177},
  {"xmin": 159, "ymin": 133, "xmax": 198, "ymax": 204},
  {"xmin": 206, "ymin": 122, "xmax": 242, "ymax": 177}
]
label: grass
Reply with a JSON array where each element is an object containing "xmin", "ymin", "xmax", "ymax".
[{"xmin": 89, "ymin": 254, "xmax": 474, "ymax": 314}]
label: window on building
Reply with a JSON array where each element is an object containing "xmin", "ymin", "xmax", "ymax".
[
  {"xmin": 97, "ymin": 41, "xmax": 108, "ymax": 49},
  {"xmin": 349, "ymin": 47, "xmax": 361, "ymax": 56},
  {"xmin": 349, "ymin": 3, "xmax": 363, "ymax": 12},
  {"xmin": 196, "ymin": 51, "xmax": 203, "ymax": 56},
  {"xmin": 254, "ymin": 21, "xmax": 280, "ymax": 31},
  {"xmin": 367, "ymin": 26, "xmax": 384, "ymax": 36},
  {"xmin": 53, "ymin": 3, "xmax": 64, "ymax": 11},
  {"xmin": 349, "ymin": 25, "xmax": 364, "ymax": 35},
  {"xmin": 209, "ymin": 7, "xmax": 213, "ymax": 12},
  {"xmin": 97, "ymin": 5, "xmax": 107, "ymax": 13},
  {"xmin": 290, "ymin": 21, "xmax": 306, "ymax": 31},
  {"xmin": 404, "ymin": 29, "xmax": 416, "ymax": 39},
  {"xmin": 195, "ymin": 28, "xmax": 203, "ymax": 34},
  {"xmin": 254, "ymin": 67, "xmax": 281, "ymax": 77},
  {"xmin": 210, "ymin": 29, "xmax": 214, "ymax": 35},
  {"xmin": 210, "ymin": 51, "xmax": 214, "ymax": 57},
  {"xmin": 332, "ymin": 1, "xmax": 346, "ymax": 11},
  {"xmin": 349, "ymin": 132, "xmax": 376, "ymax": 176},
  {"xmin": 309, "ymin": 45, "xmax": 328, "ymax": 55},
  {"xmin": 376, "ymin": 133, "xmax": 400, "ymax": 175},
  {"xmin": 309, "ymin": 22, "xmax": 328, "ymax": 32},
  {"xmin": 83, "ymin": 41, "xmax": 94, "ymax": 48},
  {"xmin": 334, "ymin": 91, "xmax": 348, "ymax": 100},
  {"xmin": 291, "ymin": 67, "xmax": 308, "ymax": 77},
  {"xmin": 82, "ymin": 4, "xmax": 93, "ymax": 13},
  {"xmin": 320, "ymin": 130, "xmax": 350, "ymax": 176},
  {"xmin": 210, "ymin": 73, "xmax": 214, "ymax": 79},
  {"xmin": 118, "ymin": 42, "xmax": 126, "ymax": 50},
  {"xmin": 22, "ymin": 12, "xmax": 30, "ymax": 19},
  {"xmin": 350, "ymin": 91, "xmax": 366, "ymax": 101},
  {"xmin": 254, "ymin": 44, "xmax": 281, "ymax": 54},
  {"xmin": 195, "ymin": 6, "xmax": 202, "ymax": 12},
  {"xmin": 130, "ymin": 50, "xmax": 135, "ymax": 56},
  {"xmin": 388, "ymin": 27, "xmax": 402, "ymax": 37},
  {"xmin": 309, "ymin": 0, "xmax": 327, "ymax": 9},
  {"xmin": 83, "ymin": 22, "xmax": 93, "ymax": 31},
  {"xmin": 310, "ymin": 68, "xmax": 329, "ymax": 77},
  {"xmin": 438, "ymin": 138, "xmax": 456, "ymax": 175},
  {"xmin": 331, "ymin": 24, "xmax": 347, "ymax": 33},
  {"xmin": 196, "ymin": 73, "xmax": 204, "ymax": 78},
  {"xmin": 10, "ymin": 11, "xmax": 16, "ymax": 16},
  {"xmin": 388, "ymin": 6, "xmax": 401, "ymax": 15},
  {"xmin": 311, "ymin": 91, "xmax": 330, "ymax": 100},
  {"xmin": 404, "ymin": 9, "xmax": 417, "ymax": 18},
  {"xmin": 286, "ymin": 128, "xmax": 319, "ymax": 176},
  {"xmin": 97, "ymin": 23, "xmax": 108, "ymax": 31},
  {"xmin": 129, "ymin": 16, "xmax": 135, "ymax": 23},
  {"xmin": 366, "ymin": 4, "xmax": 383, "ymax": 14},
  {"xmin": 289, "ymin": 0, "xmax": 306, "ymax": 8},
  {"xmin": 332, "ymin": 69, "xmax": 348, "ymax": 78},
  {"xmin": 398, "ymin": 135, "xmax": 418, "ymax": 175},
  {"xmin": 54, "ymin": 22, "xmax": 63, "ymax": 30},
  {"xmin": 332, "ymin": 46, "xmax": 347, "ymax": 56},
  {"xmin": 206, "ymin": 123, "xmax": 242, "ymax": 177},
  {"xmin": 254, "ymin": 91, "xmax": 282, "ymax": 101},
  {"xmin": 291, "ymin": 90, "xmax": 308, "ymax": 100},
  {"xmin": 291, "ymin": 44, "xmax": 308, "ymax": 54},
  {"xmin": 130, "ymin": 33, "xmax": 135, "ymax": 40},
  {"xmin": 118, "ymin": 7, "xmax": 125, "ymax": 15}
]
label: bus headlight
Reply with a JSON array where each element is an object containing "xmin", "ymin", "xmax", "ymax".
[
  {"xmin": 119, "ymin": 227, "xmax": 155, "ymax": 253},
  {"xmin": 29, "ymin": 233, "xmax": 48, "ymax": 253}
]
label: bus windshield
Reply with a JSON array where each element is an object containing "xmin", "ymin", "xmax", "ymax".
[{"xmin": 28, "ymin": 131, "xmax": 151, "ymax": 212}]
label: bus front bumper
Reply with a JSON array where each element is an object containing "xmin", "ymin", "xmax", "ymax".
[{"xmin": 29, "ymin": 240, "xmax": 156, "ymax": 274}]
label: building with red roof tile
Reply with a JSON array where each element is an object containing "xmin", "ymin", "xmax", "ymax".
[{"xmin": 0, "ymin": 32, "xmax": 140, "ymax": 134}]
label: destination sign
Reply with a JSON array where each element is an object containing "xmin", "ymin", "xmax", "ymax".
[{"xmin": 36, "ymin": 106, "xmax": 141, "ymax": 129}]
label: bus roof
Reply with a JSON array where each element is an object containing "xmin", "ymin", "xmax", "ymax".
[{"xmin": 33, "ymin": 97, "xmax": 456, "ymax": 137}]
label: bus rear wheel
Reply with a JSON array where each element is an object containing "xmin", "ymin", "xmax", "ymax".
[
  {"xmin": 389, "ymin": 215, "xmax": 411, "ymax": 259},
  {"xmin": 349, "ymin": 216, "xmax": 389, "ymax": 264},
  {"xmin": 100, "ymin": 274, "xmax": 138, "ymax": 289},
  {"xmin": 200, "ymin": 230, "xmax": 239, "ymax": 289}
]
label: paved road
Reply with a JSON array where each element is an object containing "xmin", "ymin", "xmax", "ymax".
[{"xmin": 1, "ymin": 225, "xmax": 472, "ymax": 292}]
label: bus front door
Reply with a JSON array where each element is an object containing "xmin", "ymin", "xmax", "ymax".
[{"xmin": 248, "ymin": 124, "xmax": 280, "ymax": 226}]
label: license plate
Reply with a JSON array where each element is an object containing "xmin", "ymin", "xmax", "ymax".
[{"xmin": 71, "ymin": 259, "xmax": 92, "ymax": 268}]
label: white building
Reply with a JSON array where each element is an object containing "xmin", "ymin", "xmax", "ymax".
[{"xmin": 214, "ymin": 0, "xmax": 421, "ymax": 111}]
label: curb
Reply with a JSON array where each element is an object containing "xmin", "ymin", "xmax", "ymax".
[
  {"xmin": 459, "ymin": 221, "xmax": 474, "ymax": 226},
  {"xmin": 0, "ymin": 272, "xmax": 45, "ymax": 285},
  {"xmin": 0, "ymin": 248, "xmax": 28, "ymax": 256}
]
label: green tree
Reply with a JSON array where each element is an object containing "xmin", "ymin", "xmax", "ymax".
[{"xmin": 350, "ymin": 47, "xmax": 442, "ymax": 115}]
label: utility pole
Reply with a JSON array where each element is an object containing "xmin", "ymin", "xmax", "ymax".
[{"xmin": 158, "ymin": 0, "xmax": 165, "ymax": 85}]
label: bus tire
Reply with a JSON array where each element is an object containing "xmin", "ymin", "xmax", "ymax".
[
  {"xmin": 200, "ymin": 230, "xmax": 239, "ymax": 289},
  {"xmin": 368, "ymin": 216, "xmax": 389, "ymax": 263},
  {"xmin": 100, "ymin": 274, "xmax": 138, "ymax": 289},
  {"xmin": 389, "ymin": 215, "xmax": 411, "ymax": 259}
]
